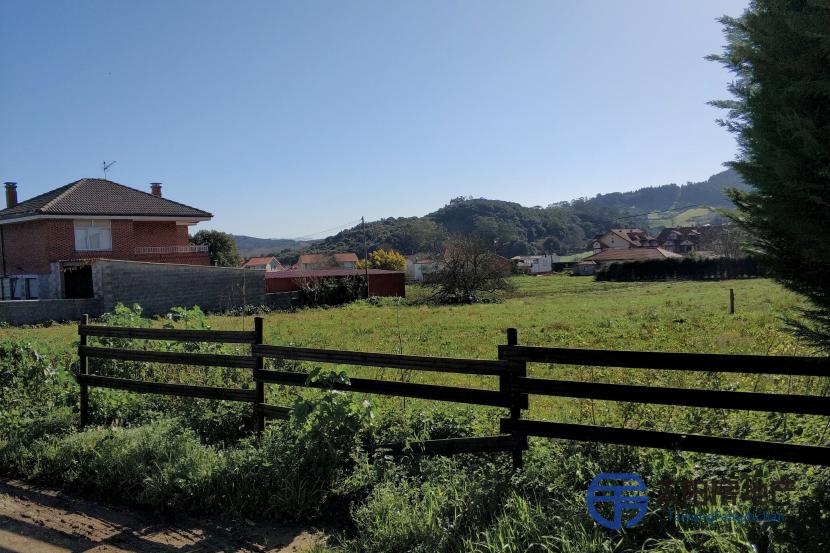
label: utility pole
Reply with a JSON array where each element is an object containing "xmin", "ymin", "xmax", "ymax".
[{"xmin": 362, "ymin": 216, "xmax": 369, "ymax": 298}]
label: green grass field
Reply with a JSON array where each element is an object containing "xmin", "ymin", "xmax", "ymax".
[
  {"xmin": 647, "ymin": 206, "xmax": 719, "ymax": 227},
  {"xmin": 1, "ymin": 276, "xmax": 818, "ymax": 434},
  {"xmin": 2, "ymin": 275, "xmax": 808, "ymax": 359},
  {"xmin": 2, "ymin": 276, "xmax": 827, "ymax": 552}
]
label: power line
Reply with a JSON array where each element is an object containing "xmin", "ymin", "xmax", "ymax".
[{"xmin": 293, "ymin": 218, "xmax": 364, "ymax": 241}]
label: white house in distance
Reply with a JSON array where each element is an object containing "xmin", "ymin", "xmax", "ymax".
[
  {"xmin": 241, "ymin": 256, "xmax": 284, "ymax": 272},
  {"xmin": 510, "ymin": 254, "xmax": 559, "ymax": 274},
  {"xmin": 406, "ymin": 257, "xmax": 440, "ymax": 282}
]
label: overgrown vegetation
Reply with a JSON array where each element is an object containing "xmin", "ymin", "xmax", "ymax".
[
  {"xmin": 296, "ymin": 275, "xmax": 366, "ymax": 307},
  {"xmin": 1, "ymin": 278, "xmax": 828, "ymax": 551}
]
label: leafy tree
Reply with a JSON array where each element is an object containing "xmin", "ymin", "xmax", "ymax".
[
  {"xmin": 709, "ymin": 0, "xmax": 830, "ymax": 351},
  {"xmin": 356, "ymin": 249, "xmax": 407, "ymax": 271},
  {"xmin": 424, "ymin": 235, "xmax": 513, "ymax": 304},
  {"xmin": 542, "ymin": 236, "xmax": 562, "ymax": 255},
  {"xmin": 191, "ymin": 230, "xmax": 243, "ymax": 267}
]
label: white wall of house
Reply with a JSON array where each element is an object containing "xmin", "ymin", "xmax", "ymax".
[
  {"xmin": 598, "ymin": 232, "xmax": 632, "ymax": 250},
  {"xmin": 529, "ymin": 254, "xmax": 557, "ymax": 273},
  {"xmin": 406, "ymin": 259, "xmax": 439, "ymax": 281}
]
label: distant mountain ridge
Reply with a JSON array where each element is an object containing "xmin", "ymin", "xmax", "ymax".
[
  {"xmin": 233, "ymin": 168, "xmax": 748, "ymax": 260},
  {"xmin": 233, "ymin": 236, "xmax": 314, "ymax": 258},
  {"xmin": 580, "ymin": 169, "xmax": 748, "ymax": 213}
]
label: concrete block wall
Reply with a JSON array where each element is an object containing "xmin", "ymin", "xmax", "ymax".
[
  {"xmin": 0, "ymin": 298, "xmax": 103, "ymax": 325},
  {"xmin": 96, "ymin": 259, "xmax": 266, "ymax": 316}
]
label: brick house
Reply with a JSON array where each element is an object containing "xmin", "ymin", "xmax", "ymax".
[{"xmin": 0, "ymin": 179, "xmax": 211, "ymax": 299}]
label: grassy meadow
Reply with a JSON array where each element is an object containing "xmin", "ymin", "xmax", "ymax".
[
  {"xmin": 2, "ymin": 276, "xmax": 828, "ymax": 552},
  {"xmin": 1, "ymin": 275, "xmax": 810, "ymax": 358}
]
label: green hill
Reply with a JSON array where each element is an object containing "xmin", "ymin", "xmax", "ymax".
[{"xmin": 235, "ymin": 169, "xmax": 749, "ymax": 261}]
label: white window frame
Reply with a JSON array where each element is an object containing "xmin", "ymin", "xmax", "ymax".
[{"xmin": 74, "ymin": 219, "xmax": 113, "ymax": 252}]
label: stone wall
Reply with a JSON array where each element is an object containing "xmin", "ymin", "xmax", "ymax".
[
  {"xmin": 96, "ymin": 259, "xmax": 266, "ymax": 315},
  {"xmin": 0, "ymin": 298, "xmax": 103, "ymax": 326}
]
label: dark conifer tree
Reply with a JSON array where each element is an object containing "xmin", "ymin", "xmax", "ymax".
[{"xmin": 709, "ymin": 0, "xmax": 830, "ymax": 351}]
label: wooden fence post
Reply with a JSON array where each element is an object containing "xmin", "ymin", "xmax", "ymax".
[
  {"xmin": 504, "ymin": 327, "xmax": 527, "ymax": 470},
  {"xmin": 254, "ymin": 316, "xmax": 265, "ymax": 436},
  {"xmin": 729, "ymin": 288, "xmax": 735, "ymax": 314},
  {"xmin": 79, "ymin": 314, "xmax": 89, "ymax": 428}
]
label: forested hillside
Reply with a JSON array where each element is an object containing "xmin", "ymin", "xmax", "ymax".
[
  {"xmin": 580, "ymin": 168, "xmax": 747, "ymax": 213},
  {"xmin": 237, "ymin": 169, "xmax": 748, "ymax": 261}
]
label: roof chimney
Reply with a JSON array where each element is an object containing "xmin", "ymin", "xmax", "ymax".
[
  {"xmin": 150, "ymin": 182, "xmax": 162, "ymax": 198},
  {"xmin": 4, "ymin": 182, "xmax": 17, "ymax": 209}
]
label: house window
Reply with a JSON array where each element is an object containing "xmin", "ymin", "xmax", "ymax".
[{"xmin": 74, "ymin": 219, "xmax": 112, "ymax": 251}]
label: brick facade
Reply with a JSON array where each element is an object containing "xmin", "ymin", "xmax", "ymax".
[
  {"xmin": 0, "ymin": 220, "xmax": 51, "ymax": 274},
  {"xmin": 0, "ymin": 218, "xmax": 209, "ymax": 277}
]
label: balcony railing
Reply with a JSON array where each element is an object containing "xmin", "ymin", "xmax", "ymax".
[{"xmin": 134, "ymin": 245, "xmax": 209, "ymax": 255}]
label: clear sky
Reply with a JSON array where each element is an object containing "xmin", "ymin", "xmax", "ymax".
[{"xmin": 1, "ymin": 0, "xmax": 747, "ymax": 238}]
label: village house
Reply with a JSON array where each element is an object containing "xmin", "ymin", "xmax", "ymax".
[
  {"xmin": 653, "ymin": 227, "xmax": 702, "ymax": 254},
  {"xmin": 591, "ymin": 229, "xmax": 657, "ymax": 253},
  {"xmin": 405, "ymin": 256, "xmax": 440, "ymax": 282},
  {"xmin": 0, "ymin": 179, "xmax": 211, "ymax": 299},
  {"xmin": 241, "ymin": 256, "xmax": 284, "ymax": 272},
  {"xmin": 574, "ymin": 247, "xmax": 682, "ymax": 276},
  {"xmin": 510, "ymin": 254, "xmax": 559, "ymax": 274},
  {"xmin": 295, "ymin": 252, "xmax": 358, "ymax": 270}
]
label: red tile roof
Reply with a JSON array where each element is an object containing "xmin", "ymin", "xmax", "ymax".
[
  {"xmin": 583, "ymin": 247, "xmax": 682, "ymax": 263},
  {"xmin": 0, "ymin": 178, "xmax": 211, "ymax": 222},
  {"xmin": 242, "ymin": 256, "xmax": 283, "ymax": 269}
]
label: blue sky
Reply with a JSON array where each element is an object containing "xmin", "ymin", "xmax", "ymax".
[{"xmin": 1, "ymin": 0, "xmax": 747, "ymax": 238}]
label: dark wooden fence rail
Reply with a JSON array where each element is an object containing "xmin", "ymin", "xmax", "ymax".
[
  {"xmin": 77, "ymin": 315, "xmax": 830, "ymax": 468},
  {"xmin": 497, "ymin": 344, "xmax": 830, "ymax": 466}
]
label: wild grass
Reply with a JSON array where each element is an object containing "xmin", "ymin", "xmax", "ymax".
[{"xmin": 1, "ymin": 276, "xmax": 828, "ymax": 552}]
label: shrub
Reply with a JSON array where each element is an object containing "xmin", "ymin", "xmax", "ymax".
[{"xmin": 296, "ymin": 276, "xmax": 365, "ymax": 307}]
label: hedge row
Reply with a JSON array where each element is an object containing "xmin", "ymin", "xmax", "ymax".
[{"xmin": 595, "ymin": 256, "xmax": 766, "ymax": 281}]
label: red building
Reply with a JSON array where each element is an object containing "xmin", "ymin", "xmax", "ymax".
[
  {"xmin": 0, "ymin": 179, "xmax": 212, "ymax": 299},
  {"xmin": 266, "ymin": 268, "xmax": 405, "ymax": 297}
]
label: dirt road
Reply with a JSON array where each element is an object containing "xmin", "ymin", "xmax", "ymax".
[{"xmin": 0, "ymin": 478, "xmax": 322, "ymax": 552}]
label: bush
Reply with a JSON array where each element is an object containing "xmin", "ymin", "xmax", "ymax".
[{"xmin": 296, "ymin": 275, "xmax": 365, "ymax": 307}]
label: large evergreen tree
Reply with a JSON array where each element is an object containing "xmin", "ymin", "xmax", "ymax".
[{"xmin": 709, "ymin": 0, "xmax": 830, "ymax": 351}]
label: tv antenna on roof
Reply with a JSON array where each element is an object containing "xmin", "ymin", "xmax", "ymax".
[{"xmin": 102, "ymin": 160, "xmax": 117, "ymax": 179}]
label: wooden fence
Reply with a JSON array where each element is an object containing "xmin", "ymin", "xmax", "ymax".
[{"xmin": 77, "ymin": 315, "xmax": 830, "ymax": 468}]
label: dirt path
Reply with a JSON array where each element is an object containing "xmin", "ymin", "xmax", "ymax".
[{"xmin": 0, "ymin": 478, "xmax": 323, "ymax": 552}]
